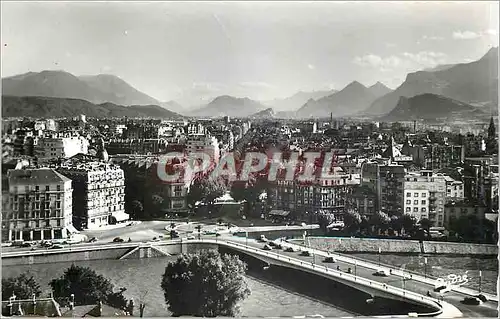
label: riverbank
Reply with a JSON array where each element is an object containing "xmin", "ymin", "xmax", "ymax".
[{"xmin": 305, "ymin": 237, "xmax": 498, "ymax": 256}]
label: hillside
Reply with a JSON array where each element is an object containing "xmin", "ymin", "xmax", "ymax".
[
  {"xmin": 296, "ymin": 81, "xmax": 379, "ymax": 118},
  {"xmin": 368, "ymin": 82, "xmax": 392, "ymax": 98},
  {"xmin": 249, "ymin": 108, "xmax": 275, "ymax": 119},
  {"xmin": 383, "ymin": 93, "xmax": 482, "ymax": 121},
  {"xmin": 364, "ymin": 47, "xmax": 499, "ymax": 116},
  {"xmin": 189, "ymin": 95, "xmax": 267, "ymax": 118},
  {"xmin": 2, "ymin": 70, "xmax": 161, "ymax": 106},
  {"xmin": 2, "ymin": 95, "xmax": 182, "ymax": 119}
]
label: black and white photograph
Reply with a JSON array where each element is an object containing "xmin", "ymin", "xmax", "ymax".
[{"xmin": 1, "ymin": 1, "xmax": 499, "ymax": 318}]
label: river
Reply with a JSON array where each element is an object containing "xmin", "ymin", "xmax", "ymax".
[{"xmin": 2, "ymin": 257, "xmax": 353, "ymax": 317}]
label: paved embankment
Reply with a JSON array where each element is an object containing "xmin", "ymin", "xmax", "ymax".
[{"xmin": 306, "ymin": 237, "xmax": 497, "ymax": 256}]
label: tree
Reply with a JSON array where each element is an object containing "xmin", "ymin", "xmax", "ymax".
[
  {"xmin": 343, "ymin": 211, "xmax": 361, "ymax": 234},
  {"xmin": 370, "ymin": 211, "xmax": 390, "ymax": 235},
  {"xmin": 129, "ymin": 200, "xmax": 144, "ymax": 220},
  {"xmin": 419, "ymin": 218, "xmax": 432, "ymax": 237},
  {"xmin": 50, "ymin": 265, "xmax": 127, "ymax": 309},
  {"xmin": 401, "ymin": 214, "xmax": 417, "ymax": 236},
  {"xmin": 187, "ymin": 176, "xmax": 227, "ymax": 209},
  {"xmin": 161, "ymin": 250, "xmax": 250, "ymax": 317},
  {"xmin": 2, "ymin": 272, "xmax": 41, "ymax": 300}
]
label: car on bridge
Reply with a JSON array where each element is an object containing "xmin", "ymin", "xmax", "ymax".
[
  {"xmin": 88, "ymin": 237, "xmax": 98, "ymax": 243},
  {"xmin": 373, "ymin": 269, "xmax": 389, "ymax": 277},
  {"xmin": 323, "ymin": 256, "xmax": 336, "ymax": 263},
  {"xmin": 262, "ymin": 244, "xmax": 272, "ymax": 251},
  {"xmin": 300, "ymin": 250, "xmax": 311, "ymax": 257},
  {"xmin": 113, "ymin": 237, "xmax": 124, "ymax": 243},
  {"xmin": 284, "ymin": 246, "xmax": 296, "ymax": 252}
]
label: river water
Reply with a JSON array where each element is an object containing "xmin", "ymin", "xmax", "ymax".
[
  {"xmin": 2, "ymin": 257, "xmax": 352, "ymax": 317},
  {"xmin": 350, "ymin": 253, "xmax": 498, "ymax": 295}
]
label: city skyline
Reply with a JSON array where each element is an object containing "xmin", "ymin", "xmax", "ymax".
[{"xmin": 2, "ymin": 1, "xmax": 499, "ymax": 104}]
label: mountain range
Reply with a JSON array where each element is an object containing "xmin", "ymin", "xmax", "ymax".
[
  {"xmin": 296, "ymin": 81, "xmax": 392, "ymax": 118},
  {"xmin": 263, "ymin": 89, "xmax": 338, "ymax": 112},
  {"xmin": 188, "ymin": 95, "xmax": 268, "ymax": 118},
  {"xmin": 382, "ymin": 93, "xmax": 485, "ymax": 121},
  {"xmin": 1, "ymin": 70, "xmax": 183, "ymax": 109},
  {"xmin": 2, "ymin": 95, "xmax": 183, "ymax": 119},
  {"xmin": 363, "ymin": 47, "xmax": 498, "ymax": 116}
]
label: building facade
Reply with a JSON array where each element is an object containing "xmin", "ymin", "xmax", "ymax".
[
  {"xmin": 3, "ymin": 168, "xmax": 74, "ymax": 242},
  {"xmin": 58, "ymin": 162, "xmax": 127, "ymax": 230},
  {"xmin": 403, "ymin": 171, "xmax": 446, "ymax": 226}
]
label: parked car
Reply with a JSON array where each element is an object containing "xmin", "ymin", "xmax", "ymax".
[
  {"xmin": 262, "ymin": 244, "xmax": 272, "ymax": 251},
  {"xmin": 284, "ymin": 247, "xmax": 295, "ymax": 253},
  {"xmin": 113, "ymin": 237, "xmax": 124, "ymax": 243},
  {"xmin": 50, "ymin": 244, "xmax": 64, "ymax": 249},
  {"xmin": 462, "ymin": 297, "xmax": 481, "ymax": 305},
  {"xmin": 300, "ymin": 250, "xmax": 311, "ymax": 257},
  {"xmin": 187, "ymin": 236, "xmax": 195, "ymax": 240},
  {"xmin": 258, "ymin": 235, "xmax": 268, "ymax": 242},
  {"xmin": 88, "ymin": 237, "xmax": 98, "ymax": 243},
  {"xmin": 40, "ymin": 241, "xmax": 53, "ymax": 247},
  {"xmin": 433, "ymin": 285, "xmax": 452, "ymax": 294},
  {"xmin": 373, "ymin": 269, "xmax": 388, "ymax": 277},
  {"xmin": 21, "ymin": 242, "xmax": 32, "ymax": 248},
  {"xmin": 323, "ymin": 256, "xmax": 336, "ymax": 263}
]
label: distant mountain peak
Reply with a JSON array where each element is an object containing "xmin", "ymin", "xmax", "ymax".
[
  {"xmin": 481, "ymin": 46, "xmax": 499, "ymax": 60},
  {"xmin": 344, "ymin": 80, "xmax": 366, "ymax": 90},
  {"xmin": 2, "ymin": 70, "xmax": 160, "ymax": 106}
]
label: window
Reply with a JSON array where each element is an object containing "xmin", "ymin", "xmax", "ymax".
[
  {"xmin": 413, "ymin": 207, "xmax": 418, "ymax": 212},
  {"xmin": 406, "ymin": 200, "xmax": 411, "ymax": 204},
  {"xmin": 406, "ymin": 192, "xmax": 411, "ymax": 197},
  {"xmin": 45, "ymin": 186, "xmax": 50, "ymax": 191},
  {"xmin": 422, "ymin": 208, "xmax": 426, "ymax": 212},
  {"xmin": 406, "ymin": 207, "xmax": 411, "ymax": 212},
  {"xmin": 57, "ymin": 185, "xmax": 61, "ymax": 191},
  {"xmin": 35, "ymin": 186, "xmax": 39, "ymax": 192},
  {"xmin": 91, "ymin": 218, "xmax": 95, "ymax": 223},
  {"xmin": 414, "ymin": 200, "xmax": 418, "ymax": 205},
  {"xmin": 414, "ymin": 193, "xmax": 419, "ymax": 197},
  {"xmin": 422, "ymin": 193, "xmax": 426, "ymax": 198},
  {"xmin": 421, "ymin": 200, "xmax": 426, "ymax": 205}
]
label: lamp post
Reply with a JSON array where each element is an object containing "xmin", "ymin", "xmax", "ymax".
[
  {"xmin": 424, "ymin": 257, "xmax": 428, "ymax": 278},
  {"xmin": 245, "ymin": 231, "xmax": 248, "ymax": 247},
  {"xmin": 378, "ymin": 247, "xmax": 381, "ymax": 268},
  {"xmin": 479, "ymin": 270, "xmax": 482, "ymax": 293},
  {"xmin": 354, "ymin": 260, "xmax": 357, "ymax": 277}
]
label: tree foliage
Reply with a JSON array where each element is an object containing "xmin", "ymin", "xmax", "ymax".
[
  {"xmin": 2, "ymin": 272, "xmax": 41, "ymax": 300},
  {"xmin": 161, "ymin": 250, "xmax": 250, "ymax": 317},
  {"xmin": 50, "ymin": 265, "xmax": 127, "ymax": 309},
  {"xmin": 187, "ymin": 175, "xmax": 227, "ymax": 209}
]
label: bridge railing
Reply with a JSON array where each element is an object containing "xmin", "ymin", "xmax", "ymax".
[
  {"xmin": 189, "ymin": 238, "xmax": 446, "ymax": 318},
  {"xmin": 287, "ymin": 239, "xmax": 498, "ymax": 302}
]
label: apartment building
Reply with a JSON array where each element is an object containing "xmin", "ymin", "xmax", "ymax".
[
  {"xmin": 36, "ymin": 133, "xmax": 89, "ymax": 159},
  {"xmin": 58, "ymin": 162, "xmax": 127, "ymax": 230},
  {"xmin": 186, "ymin": 133, "xmax": 220, "ymax": 163},
  {"xmin": 403, "ymin": 171, "xmax": 446, "ymax": 226},
  {"xmin": 444, "ymin": 175, "xmax": 465, "ymax": 202},
  {"xmin": 361, "ymin": 160, "xmax": 406, "ymax": 216},
  {"xmin": 3, "ymin": 168, "xmax": 74, "ymax": 242}
]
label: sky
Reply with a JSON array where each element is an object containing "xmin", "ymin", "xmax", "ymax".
[{"xmin": 1, "ymin": 1, "xmax": 499, "ymax": 105}]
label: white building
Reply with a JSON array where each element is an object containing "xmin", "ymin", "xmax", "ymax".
[
  {"xmin": 444, "ymin": 175, "xmax": 465, "ymax": 202},
  {"xmin": 3, "ymin": 168, "xmax": 75, "ymax": 241},
  {"xmin": 36, "ymin": 134, "xmax": 89, "ymax": 159},
  {"xmin": 58, "ymin": 162, "xmax": 127, "ymax": 230},
  {"xmin": 404, "ymin": 171, "xmax": 446, "ymax": 226}
]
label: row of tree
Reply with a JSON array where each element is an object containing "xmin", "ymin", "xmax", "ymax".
[{"xmin": 3, "ymin": 251, "xmax": 251, "ymax": 317}]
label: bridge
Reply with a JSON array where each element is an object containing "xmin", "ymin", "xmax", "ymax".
[{"xmin": 2, "ymin": 236, "xmax": 497, "ymax": 317}]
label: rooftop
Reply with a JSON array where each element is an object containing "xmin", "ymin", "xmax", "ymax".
[{"xmin": 8, "ymin": 168, "xmax": 71, "ymax": 185}]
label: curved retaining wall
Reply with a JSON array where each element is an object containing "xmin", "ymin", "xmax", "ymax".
[{"xmin": 307, "ymin": 237, "xmax": 497, "ymax": 256}]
